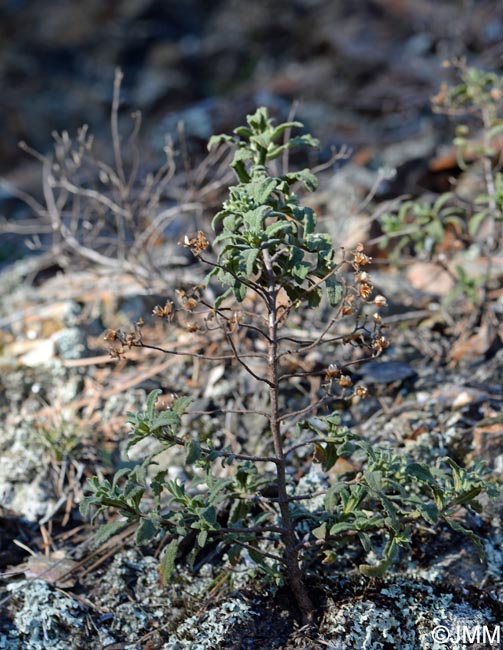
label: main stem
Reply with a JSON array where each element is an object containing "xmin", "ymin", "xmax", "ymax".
[{"xmin": 263, "ymin": 251, "xmax": 315, "ymax": 625}]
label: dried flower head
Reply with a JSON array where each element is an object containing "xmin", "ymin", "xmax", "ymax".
[
  {"xmin": 109, "ymin": 346, "xmax": 126, "ymax": 360},
  {"xmin": 373, "ymin": 295, "xmax": 387, "ymax": 307},
  {"xmin": 352, "ymin": 243, "xmax": 372, "ymax": 269},
  {"xmin": 356, "ymin": 271, "xmax": 371, "ymax": 284},
  {"xmin": 153, "ymin": 301, "xmax": 174, "ymax": 321},
  {"xmin": 338, "ymin": 375, "xmax": 352, "ymax": 388},
  {"xmin": 104, "ymin": 329, "xmax": 119, "ymax": 342},
  {"xmin": 359, "ymin": 283, "xmax": 373, "ymax": 300},
  {"xmin": 186, "ymin": 322, "xmax": 203, "ymax": 333},
  {"xmin": 372, "ymin": 335, "xmax": 390, "ymax": 355},
  {"xmin": 227, "ymin": 311, "xmax": 243, "ymax": 333},
  {"xmin": 355, "ymin": 385, "xmax": 368, "ymax": 398},
  {"xmin": 325, "ymin": 363, "xmax": 340, "ymax": 380},
  {"xmin": 182, "ymin": 231, "xmax": 209, "ymax": 256},
  {"xmin": 176, "ymin": 289, "xmax": 199, "ymax": 311}
]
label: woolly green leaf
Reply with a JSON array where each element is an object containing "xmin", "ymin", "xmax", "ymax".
[
  {"xmin": 197, "ymin": 529, "xmax": 208, "ymax": 548},
  {"xmin": 359, "ymin": 558, "xmax": 392, "ymax": 578},
  {"xmin": 185, "ymin": 439, "xmax": 201, "ymax": 465},
  {"xmin": 312, "ymin": 522, "xmax": 327, "ymax": 539},
  {"xmin": 207, "ymin": 134, "xmax": 234, "ymax": 150},
  {"xmin": 240, "ymin": 248, "xmax": 259, "ymax": 278},
  {"xmin": 247, "ymin": 107, "xmax": 269, "ymax": 130},
  {"xmin": 201, "ymin": 506, "xmax": 217, "ymax": 526},
  {"xmin": 234, "ymin": 281, "xmax": 247, "ymax": 302},
  {"xmin": 329, "ymin": 521, "xmax": 355, "ymax": 536},
  {"xmin": 301, "ymin": 207, "xmax": 317, "ymax": 235},
  {"xmin": 468, "ymin": 210, "xmax": 488, "ymax": 237},
  {"xmin": 406, "ymin": 463, "xmax": 436, "ymax": 486},
  {"xmin": 358, "ymin": 531, "xmax": 372, "ymax": 553},
  {"xmin": 306, "ymin": 287, "xmax": 322, "ymax": 308},
  {"xmin": 234, "ymin": 126, "xmax": 253, "ymax": 138},
  {"xmin": 380, "ymin": 495, "xmax": 400, "ymax": 534},
  {"xmin": 324, "ymin": 486, "xmax": 338, "ymax": 513},
  {"xmin": 364, "ymin": 470, "xmax": 383, "ymax": 493},
  {"xmin": 445, "ymin": 519, "xmax": 483, "ymax": 555},
  {"xmin": 146, "ymin": 389, "xmax": 162, "ymax": 420},
  {"xmin": 159, "ymin": 538, "xmax": 179, "ymax": 584},
  {"xmin": 172, "ymin": 396, "xmax": 192, "ymax": 417},
  {"xmin": 136, "ymin": 518, "xmax": 158, "ymax": 545},
  {"xmin": 325, "ymin": 275, "xmax": 343, "ymax": 306},
  {"xmin": 265, "ymin": 221, "xmax": 294, "ymax": 238},
  {"xmin": 270, "ymin": 121, "xmax": 303, "ymax": 141},
  {"xmin": 112, "ymin": 467, "xmax": 132, "ymax": 490},
  {"xmin": 417, "ymin": 502, "xmax": 439, "ymax": 525},
  {"xmin": 94, "ymin": 519, "xmax": 130, "ymax": 546},
  {"xmin": 244, "ymin": 206, "xmax": 269, "ymax": 232},
  {"xmin": 305, "ymin": 232, "xmax": 332, "ymax": 252},
  {"xmin": 230, "ymin": 149, "xmax": 253, "ymax": 182},
  {"xmin": 289, "ymin": 134, "xmax": 320, "ymax": 150},
  {"xmin": 285, "ymin": 168, "xmax": 318, "ymax": 192},
  {"xmin": 152, "ymin": 411, "xmax": 180, "ymax": 430},
  {"xmin": 248, "ymin": 178, "xmax": 277, "ymax": 206}
]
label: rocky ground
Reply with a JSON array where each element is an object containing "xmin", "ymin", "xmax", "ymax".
[{"xmin": 1, "ymin": 1, "xmax": 503, "ymax": 648}]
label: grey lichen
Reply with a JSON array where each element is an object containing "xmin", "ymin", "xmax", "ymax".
[
  {"xmin": 320, "ymin": 578, "xmax": 503, "ymax": 650},
  {"xmin": 5, "ymin": 579, "xmax": 84, "ymax": 650},
  {"xmin": 163, "ymin": 597, "xmax": 255, "ymax": 650}
]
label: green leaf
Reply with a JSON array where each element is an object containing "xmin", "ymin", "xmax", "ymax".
[
  {"xmin": 312, "ymin": 522, "xmax": 327, "ymax": 539},
  {"xmin": 197, "ymin": 529, "xmax": 208, "ymax": 548},
  {"xmin": 329, "ymin": 521, "xmax": 355, "ymax": 536},
  {"xmin": 159, "ymin": 538, "xmax": 179, "ymax": 584},
  {"xmin": 248, "ymin": 178, "xmax": 277, "ymax": 205},
  {"xmin": 418, "ymin": 502, "xmax": 439, "ymax": 525},
  {"xmin": 301, "ymin": 207, "xmax": 316, "ymax": 235},
  {"xmin": 380, "ymin": 495, "xmax": 400, "ymax": 534},
  {"xmin": 136, "ymin": 518, "xmax": 158, "ymax": 545},
  {"xmin": 172, "ymin": 396, "xmax": 192, "ymax": 417},
  {"xmin": 152, "ymin": 411, "xmax": 180, "ymax": 430},
  {"xmin": 94, "ymin": 519, "xmax": 130, "ymax": 546},
  {"xmin": 247, "ymin": 545, "xmax": 265, "ymax": 564},
  {"xmin": 146, "ymin": 389, "xmax": 162, "ymax": 420},
  {"xmin": 244, "ymin": 206, "xmax": 269, "ymax": 232},
  {"xmin": 406, "ymin": 463, "xmax": 436, "ymax": 486},
  {"xmin": 185, "ymin": 439, "xmax": 201, "ymax": 465},
  {"xmin": 201, "ymin": 506, "xmax": 217, "ymax": 526},
  {"xmin": 359, "ymin": 558, "xmax": 392, "ymax": 578},
  {"xmin": 239, "ymin": 248, "xmax": 259, "ymax": 278},
  {"xmin": 358, "ymin": 531, "xmax": 372, "ymax": 553},
  {"xmin": 112, "ymin": 467, "xmax": 131, "ymax": 490},
  {"xmin": 208, "ymin": 134, "xmax": 234, "ymax": 150},
  {"xmin": 265, "ymin": 221, "xmax": 294, "ymax": 238},
  {"xmin": 289, "ymin": 134, "xmax": 320, "ymax": 150},
  {"xmin": 231, "ymin": 149, "xmax": 252, "ymax": 182},
  {"xmin": 364, "ymin": 470, "xmax": 383, "ymax": 493},
  {"xmin": 445, "ymin": 519, "xmax": 484, "ymax": 556},
  {"xmin": 325, "ymin": 275, "xmax": 343, "ymax": 306},
  {"xmin": 324, "ymin": 486, "xmax": 338, "ymax": 513},
  {"xmin": 234, "ymin": 280, "xmax": 247, "ymax": 302},
  {"xmin": 468, "ymin": 210, "xmax": 488, "ymax": 237},
  {"xmin": 285, "ymin": 168, "xmax": 318, "ymax": 192},
  {"xmin": 305, "ymin": 232, "xmax": 332, "ymax": 252},
  {"xmin": 234, "ymin": 126, "xmax": 253, "ymax": 138},
  {"xmin": 270, "ymin": 121, "xmax": 303, "ymax": 141}
]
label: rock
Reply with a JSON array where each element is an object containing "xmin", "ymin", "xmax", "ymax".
[{"xmin": 358, "ymin": 360, "xmax": 417, "ymax": 384}]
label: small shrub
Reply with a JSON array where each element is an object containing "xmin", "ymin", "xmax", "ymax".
[
  {"xmin": 378, "ymin": 60, "xmax": 503, "ymax": 312},
  {"xmin": 82, "ymin": 107, "xmax": 498, "ymax": 625}
]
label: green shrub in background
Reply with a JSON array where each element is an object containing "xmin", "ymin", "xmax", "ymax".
[
  {"xmin": 81, "ymin": 107, "xmax": 498, "ymax": 625},
  {"xmin": 378, "ymin": 60, "xmax": 503, "ymax": 312}
]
